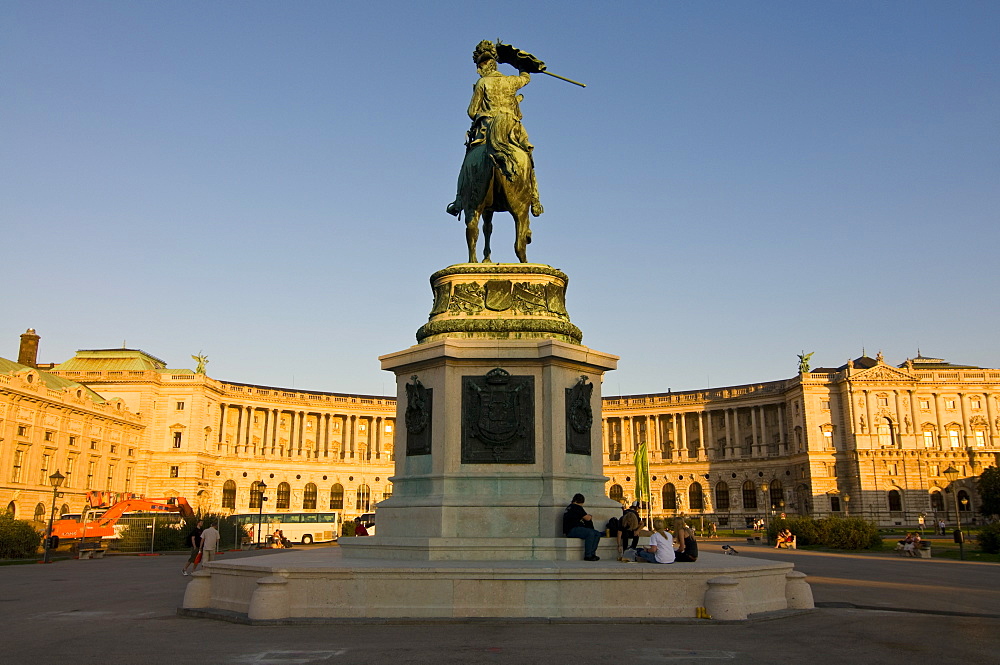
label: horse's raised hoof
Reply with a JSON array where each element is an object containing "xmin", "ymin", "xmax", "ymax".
[{"xmin": 531, "ymin": 202, "xmax": 544, "ymax": 217}]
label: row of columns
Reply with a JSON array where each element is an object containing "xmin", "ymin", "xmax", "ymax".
[
  {"xmin": 604, "ymin": 404, "xmax": 787, "ymax": 462},
  {"xmin": 217, "ymin": 403, "xmax": 393, "ymax": 460},
  {"xmin": 855, "ymin": 389, "xmax": 998, "ymax": 448}
]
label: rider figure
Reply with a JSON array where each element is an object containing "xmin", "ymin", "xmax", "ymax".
[{"xmin": 447, "ymin": 40, "xmax": 543, "ymax": 218}]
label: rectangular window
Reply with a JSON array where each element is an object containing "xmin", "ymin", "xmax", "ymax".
[
  {"xmin": 86, "ymin": 461, "xmax": 96, "ymax": 488},
  {"xmin": 169, "ymin": 465, "xmax": 179, "ymax": 478},
  {"xmin": 930, "ymin": 464, "xmax": 940, "ymax": 477},
  {"xmin": 65, "ymin": 457, "xmax": 75, "ymax": 486},
  {"xmin": 40, "ymin": 454, "xmax": 51, "ymax": 485},
  {"xmin": 109, "ymin": 444, "xmax": 117, "ymax": 454},
  {"xmin": 90, "ymin": 440, "xmax": 98, "ymax": 450},
  {"xmin": 128, "ymin": 448, "xmax": 134, "ymax": 457},
  {"xmin": 11, "ymin": 450, "xmax": 24, "ymax": 483},
  {"xmin": 124, "ymin": 467, "xmax": 133, "ymax": 492},
  {"xmin": 949, "ymin": 431, "xmax": 961, "ymax": 448},
  {"xmin": 823, "ymin": 431, "xmax": 834, "ymax": 448},
  {"xmin": 173, "ymin": 432, "xmax": 182, "ymax": 448},
  {"xmin": 385, "ymin": 423, "xmax": 393, "ymax": 433},
  {"xmin": 946, "ymin": 400, "xmax": 956, "ymax": 410},
  {"xmin": 44, "ymin": 431, "xmax": 53, "ymax": 441},
  {"xmin": 69, "ymin": 436, "xmax": 77, "ymax": 446},
  {"xmin": 877, "ymin": 397, "xmax": 889, "ymax": 407},
  {"xmin": 176, "ymin": 401, "xmax": 185, "ymax": 410},
  {"xmin": 887, "ymin": 463, "xmax": 898, "ymax": 476},
  {"xmin": 923, "ymin": 431, "xmax": 935, "ymax": 447},
  {"xmin": 975, "ymin": 431, "xmax": 986, "ymax": 447},
  {"xmin": 17, "ymin": 425, "xmax": 27, "ymax": 437},
  {"xmin": 919, "ymin": 399, "xmax": 930, "ymax": 409},
  {"xmin": 971, "ymin": 399, "xmax": 981, "ymax": 409},
  {"xmin": 106, "ymin": 465, "xmax": 115, "ymax": 491}
]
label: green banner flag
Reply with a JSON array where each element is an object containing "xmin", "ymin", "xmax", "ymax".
[{"xmin": 634, "ymin": 439, "xmax": 650, "ymax": 503}]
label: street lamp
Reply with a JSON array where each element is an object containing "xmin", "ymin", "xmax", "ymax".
[
  {"xmin": 943, "ymin": 465, "xmax": 965, "ymax": 561},
  {"xmin": 42, "ymin": 470, "xmax": 65, "ymax": 564},
  {"xmin": 255, "ymin": 481, "xmax": 268, "ymax": 549},
  {"xmin": 843, "ymin": 493, "xmax": 851, "ymax": 517},
  {"xmin": 760, "ymin": 482, "xmax": 770, "ymax": 545},
  {"xmin": 943, "ymin": 466, "xmax": 962, "ymax": 531}
]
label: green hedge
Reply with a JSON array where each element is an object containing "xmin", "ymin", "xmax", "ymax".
[
  {"xmin": 767, "ymin": 515, "xmax": 882, "ymax": 550},
  {"xmin": 0, "ymin": 513, "xmax": 42, "ymax": 559},
  {"xmin": 977, "ymin": 522, "xmax": 1000, "ymax": 554}
]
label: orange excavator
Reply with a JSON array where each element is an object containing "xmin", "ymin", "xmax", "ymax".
[{"xmin": 52, "ymin": 496, "xmax": 194, "ymax": 540}]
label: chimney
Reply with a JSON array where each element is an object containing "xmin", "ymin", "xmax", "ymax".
[{"xmin": 18, "ymin": 328, "xmax": 40, "ymax": 368}]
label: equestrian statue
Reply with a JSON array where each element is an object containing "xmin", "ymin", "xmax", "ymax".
[{"xmin": 446, "ymin": 40, "xmax": 583, "ymax": 263}]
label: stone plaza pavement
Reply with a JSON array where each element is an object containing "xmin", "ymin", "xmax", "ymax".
[{"xmin": 1, "ymin": 541, "xmax": 997, "ymax": 665}]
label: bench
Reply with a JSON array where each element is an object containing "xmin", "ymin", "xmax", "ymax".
[{"xmin": 77, "ymin": 542, "xmax": 106, "ymax": 559}]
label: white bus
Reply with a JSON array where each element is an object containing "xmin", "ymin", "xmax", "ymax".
[{"xmin": 235, "ymin": 512, "xmax": 341, "ymax": 545}]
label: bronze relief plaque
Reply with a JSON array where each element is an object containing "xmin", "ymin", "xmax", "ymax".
[
  {"xmin": 565, "ymin": 375, "xmax": 593, "ymax": 455},
  {"xmin": 405, "ymin": 376, "xmax": 432, "ymax": 456},
  {"xmin": 462, "ymin": 368, "xmax": 535, "ymax": 464}
]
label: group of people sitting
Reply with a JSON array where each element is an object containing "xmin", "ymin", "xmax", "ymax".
[
  {"xmin": 269, "ymin": 529, "xmax": 292, "ymax": 548},
  {"xmin": 896, "ymin": 532, "xmax": 922, "ymax": 556},
  {"xmin": 775, "ymin": 528, "xmax": 796, "ymax": 549},
  {"xmin": 562, "ymin": 494, "xmax": 698, "ymax": 564}
]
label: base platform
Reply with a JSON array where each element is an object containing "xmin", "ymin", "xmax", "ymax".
[{"xmin": 180, "ymin": 547, "xmax": 814, "ymax": 622}]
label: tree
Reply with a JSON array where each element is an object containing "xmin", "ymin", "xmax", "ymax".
[
  {"xmin": 0, "ymin": 513, "xmax": 42, "ymax": 559},
  {"xmin": 978, "ymin": 466, "xmax": 1000, "ymax": 518}
]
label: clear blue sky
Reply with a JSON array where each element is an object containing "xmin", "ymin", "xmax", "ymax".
[{"xmin": 3, "ymin": 1, "xmax": 998, "ymax": 396}]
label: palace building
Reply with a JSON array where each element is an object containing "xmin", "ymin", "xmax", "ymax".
[{"xmin": 2, "ymin": 329, "xmax": 996, "ymax": 528}]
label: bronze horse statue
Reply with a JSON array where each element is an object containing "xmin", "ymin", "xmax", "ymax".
[{"xmin": 449, "ymin": 134, "xmax": 534, "ymax": 264}]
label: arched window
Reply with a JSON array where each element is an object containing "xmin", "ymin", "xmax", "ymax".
[
  {"xmin": 714, "ymin": 482, "xmax": 730, "ymax": 511},
  {"xmin": 60, "ymin": 504, "xmax": 69, "ymax": 516},
  {"xmin": 249, "ymin": 481, "xmax": 263, "ymax": 509},
  {"xmin": 878, "ymin": 418, "xmax": 895, "ymax": 448},
  {"xmin": 329, "ymin": 483, "xmax": 344, "ymax": 510},
  {"xmin": 356, "ymin": 484, "xmax": 371, "ymax": 512},
  {"xmin": 742, "ymin": 481, "xmax": 758, "ymax": 511},
  {"xmin": 957, "ymin": 490, "xmax": 971, "ymax": 511},
  {"xmin": 608, "ymin": 484, "xmax": 624, "ymax": 504},
  {"xmin": 303, "ymin": 483, "xmax": 317, "ymax": 510},
  {"xmin": 34, "ymin": 503, "xmax": 46, "ymax": 522},
  {"xmin": 688, "ymin": 483, "xmax": 704, "ymax": 511},
  {"xmin": 222, "ymin": 480, "xmax": 237, "ymax": 509},
  {"xmin": 662, "ymin": 483, "xmax": 677, "ymax": 510},
  {"xmin": 769, "ymin": 481, "xmax": 783, "ymax": 511},
  {"xmin": 276, "ymin": 482, "xmax": 291, "ymax": 509},
  {"xmin": 930, "ymin": 490, "xmax": 944, "ymax": 512},
  {"xmin": 796, "ymin": 484, "xmax": 810, "ymax": 513},
  {"xmin": 5, "ymin": 502, "xmax": 15, "ymax": 517},
  {"xmin": 887, "ymin": 489, "xmax": 903, "ymax": 512}
]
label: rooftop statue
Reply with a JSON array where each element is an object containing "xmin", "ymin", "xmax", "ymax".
[
  {"xmin": 797, "ymin": 351, "xmax": 814, "ymax": 374},
  {"xmin": 191, "ymin": 353, "xmax": 208, "ymax": 375},
  {"xmin": 447, "ymin": 40, "xmax": 583, "ymax": 264}
]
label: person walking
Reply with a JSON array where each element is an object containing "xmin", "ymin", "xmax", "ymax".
[
  {"xmin": 200, "ymin": 521, "xmax": 221, "ymax": 566},
  {"xmin": 182, "ymin": 520, "xmax": 203, "ymax": 575}
]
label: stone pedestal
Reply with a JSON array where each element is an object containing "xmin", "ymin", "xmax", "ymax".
[{"xmin": 340, "ymin": 263, "xmax": 619, "ymax": 562}]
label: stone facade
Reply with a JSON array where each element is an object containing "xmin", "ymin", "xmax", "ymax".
[
  {"xmin": 603, "ymin": 354, "xmax": 999, "ymax": 528},
  {"xmin": 2, "ymin": 334, "xmax": 996, "ymax": 530},
  {"xmin": 0, "ymin": 356, "xmax": 145, "ymax": 524}
]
